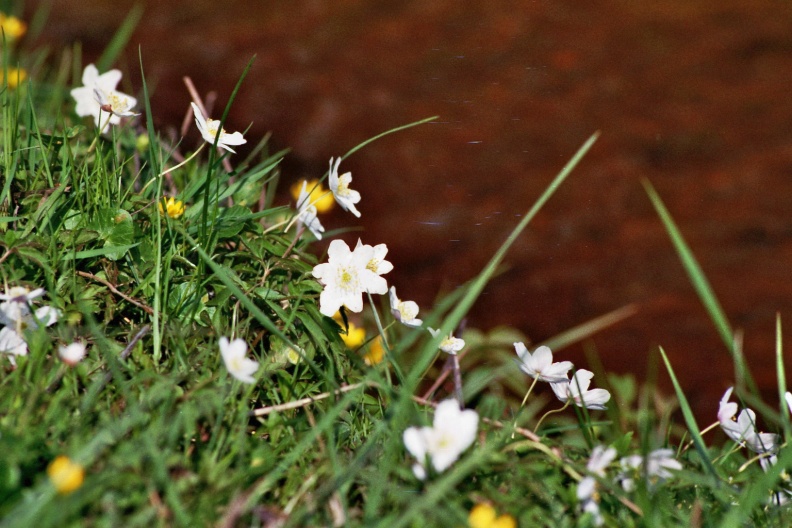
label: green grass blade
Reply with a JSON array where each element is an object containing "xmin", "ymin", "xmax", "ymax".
[
  {"xmin": 97, "ymin": 4, "xmax": 144, "ymax": 71},
  {"xmin": 342, "ymin": 115, "xmax": 438, "ymax": 161},
  {"xmin": 540, "ymin": 303, "xmax": 637, "ymax": 351},
  {"xmin": 659, "ymin": 346, "xmax": 719, "ymax": 481},
  {"xmin": 776, "ymin": 313, "xmax": 789, "ymax": 437},
  {"xmin": 408, "ymin": 131, "xmax": 600, "ymax": 387},
  {"xmin": 643, "ymin": 178, "xmax": 758, "ymax": 394}
]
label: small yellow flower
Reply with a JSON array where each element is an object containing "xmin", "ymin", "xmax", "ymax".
[
  {"xmin": 47, "ymin": 456, "xmax": 84, "ymax": 495},
  {"xmin": 363, "ymin": 336, "xmax": 386, "ymax": 366},
  {"xmin": 290, "ymin": 179, "xmax": 334, "ymax": 214},
  {"xmin": 159, "ymin": 197, "xmax": 185, "ymax": 219},
  {"xmin": 0, "ymin": 13, "xmax": 27, "ymax": 40},
  {"xmin": 468, "ymin": 503, "xmax": 516, "ymax": 528},
  {"xmin": 0, "ymin": 67, "xmax": 26, "ymax": 89},
  {"xmin": 333, "ymin": 312, "xmax": 366, "ymax": 348}
]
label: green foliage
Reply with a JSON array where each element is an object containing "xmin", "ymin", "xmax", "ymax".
[{"xmin": 2, "ymin": 5, "xmax": 792, "ymax": 527}]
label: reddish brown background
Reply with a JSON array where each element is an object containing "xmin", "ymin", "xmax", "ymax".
[{"xmin": 26, "ymin": 0, "xmax": 792, "ymax": 416}]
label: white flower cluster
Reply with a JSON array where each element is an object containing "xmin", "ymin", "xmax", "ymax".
[
  {"xmin": 514, "ymin": 342, "xmax": 611, "ymax": 410},
  {"xmin": 0, "ymin": 286, "xmax": 60, "ymax": 365}
]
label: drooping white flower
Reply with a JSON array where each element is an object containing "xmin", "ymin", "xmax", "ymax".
[
  {"xmin": 718, "ymin": 387, "xmax": 779, "ymax": 454},
  {"xmin": 59, "ymin": 342, "xmax": 87, "ymax": 366},
  {"xmin": 513, "ymin": 342, "xmax": 573, "ymax": 383},
  {"xmin": 428, "ymin": 327, "xmax": 465, "ymax": 355},
  {"xmin": 296, "ymin": 180, "xmax": 325, "ymax": 240},
  {"xmin": 191, "ymin": 102, "xmax": 247, "ymax": 153},
  {"xmin": 389, "ymin": 286, "xmax": 422, "ymax": 327},
  {"xmin": 403, "ymin": 399, "xmax": 478, "ymax": 479},
  {"xmin": 0, "ymin": 327, "xmax": 27, "ymax": 363},
  {"xmin": 312, "ymin": 239, "xmax": 389, "ymax": 317},
  {"xmin": 70, "ymin": 64, "xmax": 136, "ymax": 132},
  {"xmin": 577, "ymin": 445, "xmax": 617, "ymax": 526},
  {"xmin": 551, "ymin": 369, "xmax": 611, "ymax": 410},
  {"xmin": 785, "ymin": 391, "xmax": 792, "ymax": 417},
  {"xmin": 618, "ymin": 448, "xmax": 682, "ymax": 492},
  {"xmin": 219, "ymin": 337, "xmax": 259, "ymax": 384},
  {"xmin": 327, "ymin": 157, "xmax": 361, "ymax": 217}
]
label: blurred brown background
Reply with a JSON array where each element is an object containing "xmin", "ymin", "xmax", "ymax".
[{"xmin": 27, "ymin": 0, "xmax": 792, "ymax": 416}]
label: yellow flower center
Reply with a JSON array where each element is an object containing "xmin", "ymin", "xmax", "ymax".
[
  {"xmin": 206, "ymin": 119, "xmax": 226, "ymax": 139},
  {"xmin": 366, "ymin": 259, "xmax": 379, "ymax": 273},
  {"xmin": 398, "ymin": 303, "xmax": 418, "ymax": 321}
]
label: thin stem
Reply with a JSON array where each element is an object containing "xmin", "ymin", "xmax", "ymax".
[
  {"xmin": 511, "ymin": 376, "xmax": 539, "ymax": 437},
  {"xmin": 159, "ymin": 143, "xmax": 204, "ymax": 176},
  {"xmin": 533, "ymin": 401, "xmax": 571, "ymax": 434}
]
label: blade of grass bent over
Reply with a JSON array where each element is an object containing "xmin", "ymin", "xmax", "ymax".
[
  {"xmin": 659, "ymin": 346, "xmax": 718, "ymax": 481},
  {"xmin": 642, "ymin": 178, "xmax": 758, "ymax": 395}
]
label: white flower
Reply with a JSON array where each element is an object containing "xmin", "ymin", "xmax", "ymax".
[
  {"xmin": 296, "ymin": 181, "xmax": 325, "ymax": 239},
  {"xmin": 312, "ymin": 239, "xmax": 389, "ymax": 317},
  {"xmin": 219, "ymin": 337, "xmax": 259, "ymax": 384},
  {"xmin": 70, "ymin": 64, "xmax": 136, "ymax": 132},
  {"xmin": 0, "ymin": 286, "xmax": 44, "ymax": 326},
  {"xmin": 328, "ymin": 157, "xmax": 361, "ymax": 217},
  {"xmin": 0, "ymin": 327, "xmax": 27, "ymax": 364},
  {"xmin": 618, "ymin": 448, "xmax": 682, "ymax": 492},
  {"xmin": 718, "ymin": 387, "xmax": 779, "ymax": 454},
  {"xmin": 354, "ymin": 239, "xmax": 393, "ymax": 276},
  {"xmin": 403, "ymin": 399, "xmax": 478, "ymax": 479},
  {"xmin": 191, "ymin": 102, "xmax": 247, "ymax": 153},
  {"xmin": 389, "ymin": 286, "xmax": 422, "ymax": 327},
  {"xmin": 577, "ymin": 445, "xmax": 617, "ymax": 527},
  {"xmin": 551, "ymin": 369, "xmax": 611, "ymax": 410},
  {"xmin": 785, "ymin": 391, "xmax": 792, "ymax": 417},
  {"xmin": 513, "ymin": 342, "xmax": 573, "ymax": 383},
  {"xmin": 428, "ymin": 328, "xmax": 465, "ymax": 355},
  {"xmin": 59, "ymin": 342, "xmax": 87, "ymax": 366}
]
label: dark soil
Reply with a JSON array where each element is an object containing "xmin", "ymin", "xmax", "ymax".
[{"xmin": 29, "ymin": 0, "xmax": 792, "ymax": 417}]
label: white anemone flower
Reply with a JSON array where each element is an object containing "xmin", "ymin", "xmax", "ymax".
[
  {"xmin": 353, "ymin": 239, "xmax": 393, "ymax": 276},
  {"xmin": 389, "ymin": 286, "xmax": 422, "ymax": 327},
  {"xmin": 219, "ymin": 337, "xmax": 259, "ymax": 384},
  {"xmin": 551, "ymin": 369, "xmax": 611, "ymax": 410},
  {"xmin": 0, "ymin": 305, "xmax": 60, "ymax": 366},
  {"xmin": 513, "ymin": 342, "xmax": 573, "ymax": 383},
  {"xmin": 577, "ymin": 445, "xmax": 617, "ymax": 527},
  {"xmin": 296, "ymin": 181, "xmax": 325, "ymax": 240},
  {"xmin": 191, "ymin": 102, "xmax": 247, "ymax": 153},
  {"xmin": 0, "ymin": 327, "xmax": 27, "ymax": 363},
  {"xmin": 718, "ymin": 387, "xmax": 779, "ymax": 454},
  {"xmin": 327, "ymin": 157, "xmax": 361, "ymax": 217},
  {"xmin": 618, "ymin": 448, "xmax": 682, "ymax": 492},
  {"xmin": 59, "ymin": 342, "xmax": 87, "ymax": 366},
  {"xmin": 312, "ymin": 239, "xmax": 389, "ymax": 317},
  {"xmin": 427, "ymin": 328, "xmax": 465, "ymax": 355},
  {"xmin": 70, "ymin": 64, "xmax": 135, "ymax": 132},
  {"xmin": 0, "ymin": 286, "xmax": 45, "ymax": 326},
  {"xmin": 403, "ymin": 399, "xmax": 478, "ymax": 480},
  {"xmin": 786, "ymin": 391, "xmax": 792, "ymax": 417}
]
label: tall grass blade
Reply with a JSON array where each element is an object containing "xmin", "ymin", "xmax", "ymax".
[{"xmin": 97, "ymin": 4, "xmax": 144, "ymax": 71}]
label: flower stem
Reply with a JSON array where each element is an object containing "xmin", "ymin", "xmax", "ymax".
[
  {"xmin": 159, "ymin": 143, "xmax": 205, "ymax": 176},
  {"xmin": 511, "ymin": 376, "xmax": 539, "ymax": 437},
  {"xmin": 533, "ymin": 401, "xmax": 571, "ymax": 434}
]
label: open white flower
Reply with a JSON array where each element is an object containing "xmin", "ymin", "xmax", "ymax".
[
  {"xmin": 59, "ymin": 342, "xmax": 87, "ymax": 366},
  {"xmin": 718, "ymin": 387, "xmax": 778, "ymax": 454},
  {"xmin": 403, "ymin": 399, "xmax": 478, "ymax": 479},
  {"xmin": 219, "ymin": 337, "xmax": 259, "ymax": 384},
  {"xmin": 0, "ymin": 286, "xmax": 45, "ymax": 326},
  {"xmin": 354, "ymin": 239, "xmax": 393, "ymax": 276},
  {"xmin": 328, "ymin": 157, "xmax": 361, "ymax": 217},
  {"xmin": 312, "ymin": 239, "xmax": 389, "ymax": 317},
  {"xmin": 389, "ymin": 286, "xmax": 422, "ymax": 327},
  {"xmin": 0, "ymin": 327, "xmax": 27, "ymax": 362},
  {"xmin": 296, "ymin": 181, "xmax": 325, "ymax": 240},
  {"xmin": 551, "ymin": 369, "xmax": 611, "ymax": 410},
  {"xmin": 428, "ymin": 327, "xmax": 465, "ymax": 355},
  {"xmin": 577, "ymin": 445, "xmax": 617, "ymax": 527},
  {"xmin": 70, "ymin": 64, "xmax": 136, "ymax": 132},
  {"xmin": 618, "ymin": 448, "xmax": 682, "ymax": 492},
  {"xmin": 514, "ymin": 343, "xmax": 572, "ymax": 383},
  {"xmin": 191, "ymin": 102, "xmax": 247, "ymax": 153}
]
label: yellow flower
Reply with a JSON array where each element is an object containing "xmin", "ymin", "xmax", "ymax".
[
  {"xmin": 468, "ymin": 503, "xmax": 516, "ymax": 528},
  {"xmin": 333, "ymin": 312, "xmax": 366, "ymax": 348},
  {"xmin": 159, "ymin": 197, "xmax": 185, "ymax": 219},
  {"xmin": 0, "ymin": 13, "xmax": 26, "ymax": 40},
  {"xmin": 0, "ymin": 67, "xmax": 26, "ymax": 89},
  {"xmin": 290, "ymin": 179, "xmax": 334, "ymax": 213},
  {"xmin": 47, "ymin": 456, "xmax": 84, "ymax": 495},
  {"xmin": 363, "ymin": 336, "xmax": 386, "ymax": 366}
]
